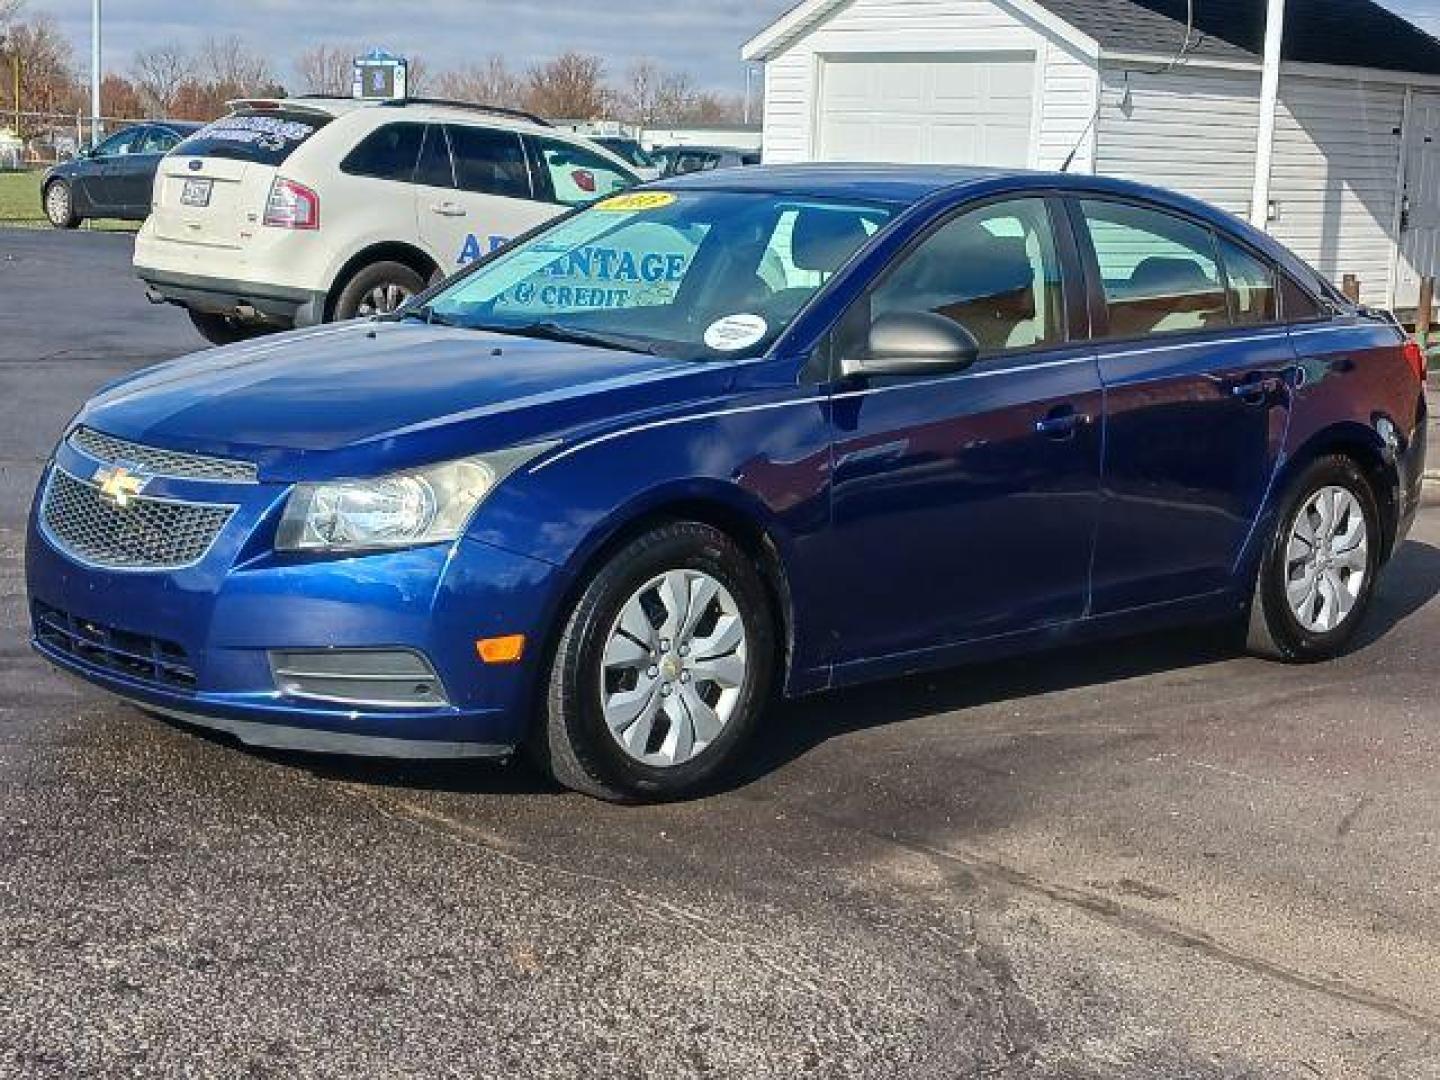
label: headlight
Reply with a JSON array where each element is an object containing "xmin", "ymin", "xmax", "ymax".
[{"xmin": 275, "ymin": 444, "xmax": 552, "ymax": 553}]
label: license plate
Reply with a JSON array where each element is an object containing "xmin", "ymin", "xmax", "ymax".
[{"xmin": 180, "ymin": 178, "xmax": 212, "ymax": 207}]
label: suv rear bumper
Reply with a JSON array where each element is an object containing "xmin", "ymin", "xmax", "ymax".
[{"xmin": 139, "ymin": 267, "xmax": 328, "ymax": 329}]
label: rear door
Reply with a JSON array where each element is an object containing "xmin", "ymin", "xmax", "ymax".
[
  {"xmin": 1072, "ymin": 197, "xmax": 1296, "ymax": 613},
  {"xmin": 424, "ymin": 123, "xmax": 556, "ymax": 271},
  {"xmin": 115, "ymin": 125, "xmax": 182, "ymax": 215},
  {"xmin": 148, "ymin": 109, "xmax": 331, "ymax": 251}
]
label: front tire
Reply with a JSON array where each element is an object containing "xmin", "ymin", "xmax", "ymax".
[
  {"xmin": 332, "ymin": 261, "xmax": 426, "ymax": 321},
  {"xmin": 1247, "ymin": 455, "xmax": 1381, "ymax": 662},
  {"xmin": 532, "ymin": 522, "xmax": 777, "ymax": 801},
  {"xmin": 43, "ymin": 181, "xmax": 80, "ymax": 229}
]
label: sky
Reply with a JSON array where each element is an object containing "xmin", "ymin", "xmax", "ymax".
[
  {"xmin": 38, "ymin": 0, "xmax": 793, "ymax": 95},
  {"xmin": 31, "ymin": 0, "xmax": 1440, "ymax": 97}
]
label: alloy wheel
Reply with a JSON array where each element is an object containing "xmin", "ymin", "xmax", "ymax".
[
  {"xmin": 599, "ymin": 569, "xmax": 749, "ymax": 768},
  {"xmin": 357, "ymin": 282, "xmax": 413, "ymax": 317},
  {"xmin": 45, "ymin": 183, "xmax": 71, "ymax": 226}
]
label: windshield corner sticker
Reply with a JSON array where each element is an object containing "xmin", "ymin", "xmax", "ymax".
[
  {"xmin": 594, "ymin": 191, "xmax": 676, "ymax": 213},
  {"xmin": 704, "ymin": 314, "xmax": 768, "ymax": 352}
]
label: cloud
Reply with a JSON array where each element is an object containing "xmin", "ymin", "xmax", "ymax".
[{"xmin": 43, "ymin": 0, "xmax": 793, "ymax": 92}]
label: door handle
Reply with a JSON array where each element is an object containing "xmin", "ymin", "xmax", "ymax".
[
  {"xmin": 1230, "ymin": 374, "xmax": 1287, "ymax": 402},
  {"xmin": 430, "ymin": 202, "xmax": 467, "ymax": 217},
  {"xmin": 1035, "ymin": 405, "xmax": 1089, "ymax": 439}
]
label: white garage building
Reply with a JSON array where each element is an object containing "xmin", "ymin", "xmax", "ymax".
[{"xmin": 743, "ymin": 0, "xmax": 1440, "ymax": 312}]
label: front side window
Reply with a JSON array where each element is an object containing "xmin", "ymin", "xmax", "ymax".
[
  {"xmin": 341, "ymin": 123, "xmax": 425, "ymax": 182},
  {"xmin": 869, "ymin": 198, "xmax": 1065, "ymax": 354},
  {"xmin": 532, "ymin": 137, "xmax": 634, "ymax": 206},
  {"xmin": 446, "ymin": 124, "xmax": 531, "ymax": 199},
  {"xmin": 419, "ymin": 191, "xmax": 892, "ymax": 360},
  {"xmin": 1079, "ymin": 199, "xmax": 1227, "ymax": 338},
  {"xmin": 1216, "ymin": 235, "xmax": 1276, "ymax": 325}
]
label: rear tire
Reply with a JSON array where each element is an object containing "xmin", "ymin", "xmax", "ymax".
[
  {"xmin": 332, "ymin": 261, "xmax": 426, "ymax": 321},
  {"xmin": 530, "ymin": 522, "xmax": 777, "ymax": 802},
  {"xmin": 187, "ymin": 309, "xmax": 268, "ymax": 347},
  {"xmin": 1246, "ymin": 455, "xmax": 1381, "ymax": 662},
  {"xmin": 43, "ymin": 181, "xmax": 80, "ymax": 229}
]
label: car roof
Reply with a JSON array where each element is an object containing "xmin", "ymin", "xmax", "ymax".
[
  {"xmin": 231, "ymin": 96, "xmax": 557, "ymax": 135},
  {"xmin": 658, "ymin": 163, "xmax": 1016, "ymax": 202}
]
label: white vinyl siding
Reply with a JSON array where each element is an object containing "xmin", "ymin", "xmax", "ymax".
[
  {"xmin": 758, "ymin": 0, "xmax": 1098, "ymax": 170},
  {"xmin": 1269, "ymin": 77, "xmax": 1404, "ymax": 309},
  {"xmin": 1096, "ymin": 65, "xmax": 1262, "ymax": 218}
]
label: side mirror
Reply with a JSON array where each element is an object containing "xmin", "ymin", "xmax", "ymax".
[{"xmin": 842, "ymin": 312, "xmax": 980, "ymax": 378}]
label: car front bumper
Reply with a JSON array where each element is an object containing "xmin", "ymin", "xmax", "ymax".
[{"xmin": 26, "ymin": 451, "xmax": 568, "ymax": 758}]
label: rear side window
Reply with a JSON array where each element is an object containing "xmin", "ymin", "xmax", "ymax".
[
  {"xmin": 341, "ymin": 123, "xmax": 425, "ymax": 181},
  {"xmin": 414, "ymin": 125, "xmax": 454, "ymax": 188},
  {"xmin": 1216, "ymin": 235, "xmax": 1277, "ymax": 325},
  {"xmin": 175, "ymin": 110, "xmax": 330, "ymax": 166},
  {"xmin": 531, "ymin": 137, "xmax": 634, "ymax": 206},
  {"xmin": 446, "ymin": 124, "xmax": 531, "ymax": 199},
  {"xmin": 1079, "ymin": 199, "xmax": 1227, "ymax": 338}
]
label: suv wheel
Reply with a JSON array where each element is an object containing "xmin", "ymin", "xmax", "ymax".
[
  {"xmin": 531, "ymin": 522, "xmax": 777, "ymax": 802},
  {"xmin": 1247, "ymin": 455, "xmax": 1381, "ymax": 661},
  {"xmin": 187, "ymin": 309, "xmax": 268, "ymax": 347},
  {"xmin": 333, "ymin": 261, "xmax": 426, "ymax": 321},
  {"xmin": 44, "ymin": 181, "xmax": 80, "ymax": 229}
]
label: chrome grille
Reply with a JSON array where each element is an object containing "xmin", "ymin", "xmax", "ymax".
[
  {"xmin": 69, "ymin": 426, "xmax": 258, "ymax": 483},
  {"xmin": 40, "ymin": 468, "xmax": 234, "ymax": 570}
]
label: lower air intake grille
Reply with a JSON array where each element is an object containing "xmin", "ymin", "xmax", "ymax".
[{"xmin": 33, "ymin": 601, "xmax": 197, "ymax": 690}]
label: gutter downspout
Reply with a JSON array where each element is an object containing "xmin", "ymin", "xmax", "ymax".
[{"xmin": 1249, "ymin": 0, "xmax": 1286, "ymax": 229}]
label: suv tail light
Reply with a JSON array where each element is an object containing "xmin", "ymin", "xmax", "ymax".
[
  {"xmin": 263, "ymin": 177, "xmax": 319, "ymax": 230},
  {"xmin": 1402, "ymin": 338, "xmax": 1427, "ymax": 382},
  {"xmin": 571, "ymin": 168, "xmax": 596, "ymax": 193}
]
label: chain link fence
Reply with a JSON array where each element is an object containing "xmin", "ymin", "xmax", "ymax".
[{"xmin": 0, "ymin": 111, "xmax": 149, "ymax": 170}]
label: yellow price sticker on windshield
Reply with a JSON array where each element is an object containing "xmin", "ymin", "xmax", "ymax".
[{"xmin": 594, "ymin": 191, "xmax": 677, "ymax": 212}]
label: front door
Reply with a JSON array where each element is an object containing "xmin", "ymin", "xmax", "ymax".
[
  {"xmin": 1395, "ymin": 91, "xmax": 1440, "ymax": 310},
  {"xmin": 822, "ymin": 196, "xmax": 1103, "ymax": 675},
  {"xmin": 1072, "ymin": 197, "xmax": 1294, "ymax": 613}
]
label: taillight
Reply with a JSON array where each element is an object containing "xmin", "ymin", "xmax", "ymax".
[
  {"xmin": 1402, "ymin": 339, "xmax": 1427, "ymax": 382},
  {"xmin": 571, "ymin": 168, "xmax": 596, "ymax": 193},
  {"xmin": 263, "ymin": 177, "xmax": 319, "ymax": 230}
]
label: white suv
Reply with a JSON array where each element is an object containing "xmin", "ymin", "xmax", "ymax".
[{"xmin": 133, "ymin": 97, "xmax": 639, "ymax": 344}]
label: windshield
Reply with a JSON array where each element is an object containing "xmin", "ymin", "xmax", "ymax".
[
  {"xmin": 596, "ymin": 138, "xmax": 656, "ymax": 169},
  {"xmin": 418, "ymin": 190, "xmax": 894, "ymax": 360}
]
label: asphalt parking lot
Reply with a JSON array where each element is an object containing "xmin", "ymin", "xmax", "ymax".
[{"xmin": 3, "ymin": 227, "xmax": 1440, "ymax": 1078}]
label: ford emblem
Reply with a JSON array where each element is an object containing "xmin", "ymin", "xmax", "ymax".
[{"xmin": 188, "ymin": 160, "xmax": 203, "ymax": 171}]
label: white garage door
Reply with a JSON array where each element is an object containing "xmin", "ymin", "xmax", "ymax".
[{"xmin": 817, "ymin": 53, "xmax": 1035, "ymax": 167}]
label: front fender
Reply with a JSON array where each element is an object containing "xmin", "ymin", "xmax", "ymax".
[{"xmin": 467, "ymin": 387, "xmax": 835, "ymax": 679}]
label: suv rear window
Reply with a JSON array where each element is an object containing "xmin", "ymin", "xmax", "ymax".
[{"xmin": 174, "ymin": 110, "xmax": 331, "ymax": 166}]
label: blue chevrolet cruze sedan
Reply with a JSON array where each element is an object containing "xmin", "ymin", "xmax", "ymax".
[{"xmin": 27, "ymin": 166, "xmax": 1428, "ymax": 800}]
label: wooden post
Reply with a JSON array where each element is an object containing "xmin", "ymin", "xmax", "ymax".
[
  {"xmin": 1341, "ymin": 274, "xmax": 1361, "ymax": 303},
  {"xmin": 1417, "ymin": 275, "xmax": 1434, "ymax": 350}
]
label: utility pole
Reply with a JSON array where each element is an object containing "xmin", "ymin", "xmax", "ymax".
[
  {"xmin": 1249, "ymin": 0, "xmax": 1285, "ymax": 229},
  {"xmin": 89, "ymin": 0, "xmax": 101, "ymax": 145},
  {"xmin": 743, "ymin": 66, "xmax": 755, "ymax": 126}
]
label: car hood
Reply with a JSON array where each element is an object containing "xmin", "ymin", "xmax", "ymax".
[{"xmin": 78, "ymin": 320, "xmax": 721, "ymax": 481}]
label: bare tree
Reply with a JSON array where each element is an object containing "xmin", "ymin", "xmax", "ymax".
[
  {"xmin": 2, "ymin": 14, "xmax": 77, "ymax": 119},
  {"xmin": 198, "ymin": 34, "xmax": 274, "ymax": 96},
  {"xmin": 295, "ymin": 42, "xmax": 355, "ymax": 96},
  {"xmin": 433, "ymin": 56, "xmax": 523, "ymax": 107},
  {"xmin": 131, "ymin": 43, "xmax": 193, "ymax": 117},
  {"xmin": 0, "ymin": 0, "xmax": 23, "ymax": 28},
  {"xmin": 523, "ymin": 51, "xmax": 608, "ymax": 120}
]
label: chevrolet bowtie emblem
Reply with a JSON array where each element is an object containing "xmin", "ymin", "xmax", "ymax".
[{"xmin": 94, "ymin": 465, "xmax": 147, "ymax": 508}]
